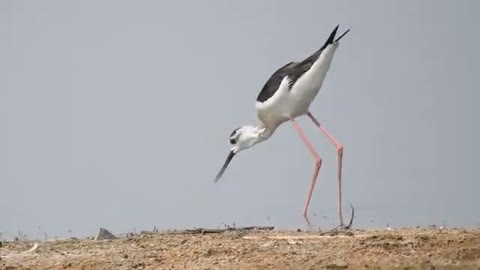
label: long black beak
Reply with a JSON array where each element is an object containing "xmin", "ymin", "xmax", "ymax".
[{"xmin": 214, "ymin": 150, "xmax": 236, "ymax": 183}]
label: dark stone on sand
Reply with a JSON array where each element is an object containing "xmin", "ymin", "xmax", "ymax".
[{"xmin": 94, "ymin": 228, "xmax": 117, "ymax": 240}]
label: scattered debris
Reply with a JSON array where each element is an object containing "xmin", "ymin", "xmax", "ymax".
[
  {"xmin": 140, "ymin": 230, "xmax": 158, "ymax": 235},
  {"xmin": 0, "ymin": 242, "xmax": 39, "ymax": 259},
  {"xmin": 141, "ymin": 226, "xmax": 275, "ymax": 235},
  {"xmin": 326, "ymin": 262, "xmax": 348, "ymax": 269},
  {"xmin": 94, "ymin": 228, "xmax": 117, "ymax": 240},
  {"xmin": 185, "ymin": 226, "xmax": 274, "ymax": 234},
  {"xmin": 287, "ymin": 239, "xmax": 303, "ymax": 245},
  {"xmin": 260, "ymin": 241, "xmax": 276, "ymax": 248},
  {"xmin": 24, "ymin": 243, "xmax": 38, "ymax": 253},
  {"xmin": 243, "ymin": 234, "xmax": 366, "ymax": 240}
]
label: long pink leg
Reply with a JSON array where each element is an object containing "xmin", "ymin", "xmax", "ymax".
[
  {"xmin": 290, "ymin": 119, "xmax": 322, "ymax": 217},
  {"xmin": 307, "ymin": 111, "xmax": 345, "ymax": 226}
]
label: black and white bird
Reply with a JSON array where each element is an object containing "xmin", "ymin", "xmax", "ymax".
[{"xmin": 214, "ymin": 25, "xmax": 351, "ymax": 228}]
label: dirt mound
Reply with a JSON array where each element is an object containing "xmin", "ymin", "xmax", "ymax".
[{"xmin": 1, "ymin": 227, "xmax": 479, "ymax": 269}]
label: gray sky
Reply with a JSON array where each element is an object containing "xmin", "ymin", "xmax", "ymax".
[{"xmin": 1, "ymin": 0, "xmax": 477, "ymax": 239}]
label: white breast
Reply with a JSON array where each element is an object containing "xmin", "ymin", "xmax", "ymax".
[{"xmin": 256, "ymin": 76, "xmax": 292, "ymax": 128}]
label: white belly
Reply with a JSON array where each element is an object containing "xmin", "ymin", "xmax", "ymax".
[{"xmin": 256, "ymin": 43, "xmax": 339, "ymax": 128}]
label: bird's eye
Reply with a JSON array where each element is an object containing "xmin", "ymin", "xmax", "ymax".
[{"xmin": 229, "ymin": 137, "xmax": 236, "ymax": 144}]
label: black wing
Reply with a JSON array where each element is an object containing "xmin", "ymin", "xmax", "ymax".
[
  {"xmin": 256, "ymin": 61, "xmax": 296, "ymax": 103},
  {"xmin": 256, "ymin": 25, "xmax": 343, "ymax": 103}
]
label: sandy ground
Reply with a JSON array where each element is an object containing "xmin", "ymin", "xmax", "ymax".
[{"xmin": 1, "ymin": 227, "xmax": 480, "ymax": 270}]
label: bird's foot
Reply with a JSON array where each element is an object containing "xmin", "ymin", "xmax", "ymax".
[
  {"xmin": 319, "ymin": 203, "xmax": 355, "ymax": 236},
  {"xmin": 322, "ymin": 225, "xmax": 354, "ymax": 236},
  {"xmin": 336, "ymin": 223, "xmax": 352, "ymax": 231}
]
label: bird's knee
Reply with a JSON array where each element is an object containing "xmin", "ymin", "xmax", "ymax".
[
  {"xmin": 337, "ymin": 145, "xmax": 344, "ymax": 157},
  {"xmin": 315, "ymin": 157, "xmax": 322, "ymax": 167}
]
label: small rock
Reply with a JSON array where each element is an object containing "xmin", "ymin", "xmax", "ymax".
[
  {"xmin": 261, "ymin": 241, "xmax": 276, "ymax": 248},
  {"xmin": 205, "ymin": 249, "xmax": 214, "ymax": 256},
  {"xmin": 287, "ymin": 239, "xmax": 303, "ymax": 245},
  {"xmin": 94, "ymin": 228, "xmax": 117, "ymax": 240},
  {"xmin": 326, "ymin": 262, "xmax": 348, "ymax": 269}
]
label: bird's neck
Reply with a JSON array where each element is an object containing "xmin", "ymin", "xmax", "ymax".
[{"xmin": 256, "ymin": 124, "xmax": 275, "ymax": 141}]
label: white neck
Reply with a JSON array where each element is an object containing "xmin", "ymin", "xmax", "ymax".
[{"xmin": 255, "ymin": 124, "xmax": 276, "ymax": 142}]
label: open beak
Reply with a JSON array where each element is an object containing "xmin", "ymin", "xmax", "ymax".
[{"xmin": 213, "ymin": 150, "xmax": 236, "ymax": 183}]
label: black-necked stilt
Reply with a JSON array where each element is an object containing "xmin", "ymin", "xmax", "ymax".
[{"xmin": 214, "ymin": 25, "xmax": 351, "ymax": 228}]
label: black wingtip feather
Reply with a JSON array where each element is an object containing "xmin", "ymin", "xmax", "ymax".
[
  {"xmin": 325, "ymin": 25, "xmax": 340, "ymax": 46},
  {"xmin": 334, "ymin": 28, "xmax": 350, "ymax": 43}
]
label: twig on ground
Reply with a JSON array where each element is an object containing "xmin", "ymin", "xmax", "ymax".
[{"xmin": 140, "ymin": 226, "xmax": 275, "ymax": 235}]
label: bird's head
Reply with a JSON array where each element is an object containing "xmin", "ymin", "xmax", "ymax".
[{"xmin": 213, "ymin": 125, "xmax": 265, "ymax": 183}]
